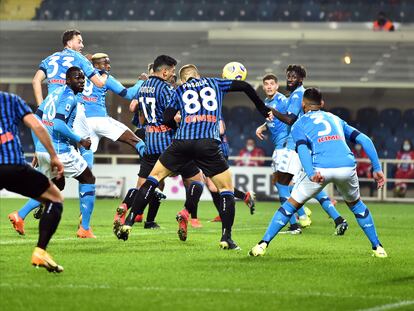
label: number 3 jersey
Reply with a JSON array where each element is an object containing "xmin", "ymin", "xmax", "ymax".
[
  {"xmin": 291, "ymin": 110, "xmax": 357, "ymax": 169},
  {"xmin": 169, "ymin": 77, "xmax": 232, "ymax": 141},
  {"xmin": 38, "ymin": 48, "xmax": 98, "ymax": 94},
  {"xmin": 36, "ymin": 85, "xmax": 79, "ymax": 154},
  {"xmin": 136, "ymin": 76, "xmax": 174, "ymax": 155}
]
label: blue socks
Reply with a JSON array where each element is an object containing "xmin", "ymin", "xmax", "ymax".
[
  {"xmin": 79, "ymin": 183, "xmax": 96, "ymax": 230},
  {"xmin": 18, "ymin": 199, "xmax": 41, "ymax": 219},
  {"xmin": 135, "ymin": 141, "xmax": 146, "ymax": 157},
  {"xmin": 275, "ymin": 182, "xmax": 297, "ymax": 224},
  {"xmin": 80, "ymin": 147, "xmax": 94, "ymax": 169},
  {"xmin": 263, "ymin": 201, "xmax": 296, "ymax": 243},
  {"xmin": 350, "ymin": 200, "xmax": 380, "ymax": 248},
  {"xmin": 315, "ymin": 191, "xmax": 340, "ymax": 220}
]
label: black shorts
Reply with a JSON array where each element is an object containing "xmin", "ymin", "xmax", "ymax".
[
  {"xmin": 138, "ymin": 153, "xmax": 200, "ymax": 179},
  {"xmin": 0, "ymin": 164, "xmax": 50, "ymax": 199},
  {"xmin": 159, "ymin": 139, "xmax": 229, "ymax": 178}
]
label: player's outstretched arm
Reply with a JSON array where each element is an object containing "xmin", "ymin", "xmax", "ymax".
[
  {"xmin": 32, "ymin": 70, "xmax": 46, "ymax": 106},
  {"xmin": 107, "ymin": 75, "xmax": 145, "ymax": 100},
  {"xmin": 268, "ymin": 107, "xmax": 297, "ymax": 126},
  {"xmin": 90, "ymin": 72, "xmax": 108, "ymax": 88},
  {"xmin": 256, "ymin": 123, "xmax": 267, "ymax": 140},
  {"xmin": 228, "ymin": 80, "xmax": 271, "ymax": 118},
  {"xmin": 23, "ymin": 114, "xmax": 64, "ymax": 177}
]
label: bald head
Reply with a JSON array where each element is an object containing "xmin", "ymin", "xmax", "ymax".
[{"xmin": 179, "ymin": 64, "xmax": 200, "ymax": 83}]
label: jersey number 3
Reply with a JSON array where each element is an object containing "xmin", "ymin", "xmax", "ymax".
[{"xmin": 310, "ymin": 114, "xmax": 331, "ymax": 136}]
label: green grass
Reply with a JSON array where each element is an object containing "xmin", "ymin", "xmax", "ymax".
[{"xmin": 1, "ymin": 199, "xmax": 414, "ymax": 311}]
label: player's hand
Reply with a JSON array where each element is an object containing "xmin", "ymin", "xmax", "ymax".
[
  {"xmin": 80, "ymin": 137, "xmax": 92, "ymax": 150},
  {"xmin": 266, "ymin": 111, "xmax": 274, "ymax": 122},
  {"xmin": 50, "ymin": 155, "xmax": 64, "ymax": 179},
  {"xmin": 129, "ymin": 99, "xmax": 139, "ymax": 113},
  {"xmin": 256, "ymin": 125, "xmax": 266, "ymax": 140},
  {"xmin": 373, "ymin": 171, "xmax": 385, "ymax": 189},
  {"xmin": 138, "ymin": 73, "xmax": 149, "ymax": 81},
  {"xmin": 311, "ymin": 171, "xmax": 324, "ymax": 184},
  {"xmin": 174, "ymin": 111, "xmax": 181, "ymax": 123},
  {"xmin": 31, "ymin": 154, "xmax": 39, "ymax": 168}
]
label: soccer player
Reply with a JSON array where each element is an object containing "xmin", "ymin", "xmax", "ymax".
[
  {"xmin": 114, "ymin": 64, "xmax": 272, "ymax": 250},
  {"xmin": 81, "ymin": 52, "xmax": 145, "ymax": 167},
  {"xmin": 205, "ymin": 118, "xmax": 256, "ymax": 225},
  {"xmin": 10, "ymin": 67, "xmax": 96, "ymax": 238},
  {"xmin": 114, "ymin": 55, "xmax": 204, "ymax": 232},
  {"xmin": 264, "ymin": 67, "xmax": 348, "ymax": 235},
  {"xmin": 1, "ymin": 91, "xmax": 65, "ymax": 272},
  {"xmin": 249, "ymin": 88, "xmax": 387, "ymax": 258},
  {"xmin": 28, "ymin": 29, "xmax": 108, "ymax": 230}
]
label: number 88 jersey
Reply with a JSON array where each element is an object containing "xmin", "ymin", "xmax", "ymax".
[
  {"xmin": 39, "ymin": 48, "xmax": 97, "ymax": 94},
  {"xmin": 170, "ymin": 77, "xmax": 232, "ymax": 141}
]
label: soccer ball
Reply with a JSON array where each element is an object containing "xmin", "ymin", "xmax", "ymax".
[{"xmin": 222, "ymin": 62, "xmax": 247, "ymax": 81}]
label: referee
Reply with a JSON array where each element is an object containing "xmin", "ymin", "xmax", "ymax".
[{"xmin": 0, "ymin": 91, "xmax": 65, "ymax": 273}]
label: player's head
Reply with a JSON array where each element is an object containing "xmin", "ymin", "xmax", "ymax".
[
  {"xmin": 302, "ymin": 87, "xmax": 324, "ymax": 113},
  {"xmin": 262, "ymin": 74, "xmax": 279, "ymax": 98},
  {"xmin": 179, "ymin": 64, "xmax": 200, "ymax": 83},
  {"xmin": 286, "ymin": 64, "xmax": 306, "ymax": 92},
  {"xmin": 62, "ymin": 29, "xmax": 83, "ymax": 52},
  {"xmin": 147, "ymin": 63, "xmax": 154, "ymax": 75},
  {"xmin": 92, "ymin": 53, "xmax": 111, "ymax": 72},
  {"xmin": 153, "ymin": 55, "xmax": 177, "ymax": 82},
  {"xmin": 66, "ymin": 66, "xmax": 85, "ymax": 94}
]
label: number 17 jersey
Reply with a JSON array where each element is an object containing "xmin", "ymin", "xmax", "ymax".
[
  {"xmin": 169, "ymin": 77, "xmax": 232, "ymax": 141},
  {"xmin": 136, "ymin": 76, "xmax": 174, "ymax": 155}
]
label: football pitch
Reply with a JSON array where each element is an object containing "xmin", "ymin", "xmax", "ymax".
[{"xmin": 1, "ymin": 198, "xmax": 413, "ymax": 311}]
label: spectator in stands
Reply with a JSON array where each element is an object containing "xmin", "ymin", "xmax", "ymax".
[
  {"xmin": 352, "ymin": 144, "xmax": 372, "ymax": 178},
  {"xmin": 236, "ymin": 138, "xmax": 265, "ymax": 167},
  {"xmin": 373, "ymin": 12, "xmax": 395, "ymax": 32},
  {"xmin": 394, "ymin": 139, "xmax": 414, "ymax": 197}
]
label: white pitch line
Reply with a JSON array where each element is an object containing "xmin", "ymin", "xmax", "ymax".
[
  {"xmin": 358, "ymin": 300, "xmax": 414, "ymax": 311},
  {"xmin": 0, "ymin": 282, "xmax": 404, "ymax": 301}
]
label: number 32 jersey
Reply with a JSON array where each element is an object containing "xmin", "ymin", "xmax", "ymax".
[
  {"xmin": 291, "ymin": 110, "xmax": 357, "ymax": 169},
  {"xmin": 169, "ymin": 77, "xmax": 232, "ymax": 141},
  {"xmin": 136, "ymin": 76, "xmax": 174, "ymax": 155},
  {"xmin": 39, "ymin": 48, "xmax": 98, "ymax": 94}
]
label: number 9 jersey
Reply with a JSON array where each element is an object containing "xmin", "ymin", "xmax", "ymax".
[
  {"xmin": 39, "ymin": 48, "xmax": 98, "ymax": 94},
  {"xmin": 169, "ymin": 77, "xmax": 232, "ymax": 141}
]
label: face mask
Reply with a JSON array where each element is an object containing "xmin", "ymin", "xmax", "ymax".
[
  {"xmin": 246, "ymin": 145, "xmax": 254, "ymax": 152},
  {"xmin": 355, "ymin": 144, "xmax": 362, "ymax": 151},
  {"xmin": 403, "ymin": 144, "xmax": 410, "ymax": 151}
]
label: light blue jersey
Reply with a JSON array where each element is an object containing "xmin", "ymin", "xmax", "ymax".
[
  {"xmin": 39, "ymin": 48, "xmax": 98, "ymax": 94},
  {"xmin": 82, "ymin": 75, "xmax": 144, "ymax": 118},
  {"xmin": 285, "ymin": 85, "xmax": 305, "ymax": 150},
  {"xmin": 36, "ymin": 86, "xmax": 80, "ymax": 154},
  {"xmin": 264, "ymin": 92, "xmax": 288, "ymax": 149},
  {"xmin": 291, "ymin": 110, "xmax": 357, "ymax": 169}
]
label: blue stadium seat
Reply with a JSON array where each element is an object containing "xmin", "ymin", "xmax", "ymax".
[
  {"xmin": 384, "ymin": 136, "xmax": 403, "ymax": 155},
  {"xmin": 371, "ymin": 123, "xmax": 392, "ymax": 140},
  {"xmin": 329, "ymin": 107, "xmax": 351, "ymax": 123},
  {"xmin": 256, "ymin": 2, "xmax": 277, "ymax": 21},
  {"xmin": 356, "ymin": 107, "xmax": 378, "ymax": 128},
  {"xmin": 189, "ymin": 4, "xmax": 212, "ymax": 21},
  {"xmin": 394, "ymin": 123, "xmax": 414, "ymax": 140},
  {"xmin": 402, "ymin": 108, "xmax": 414, "ymax": 124},
  {"xmin": 379, "ymin": 108, "xmax": 402, "ymax": 132},
  {"xmin": 210, "ymin": 4, "xmax": 236, "ymax": 21}
]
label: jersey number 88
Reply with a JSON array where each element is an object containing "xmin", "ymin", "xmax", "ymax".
[{"xmin": 182, "ymin": 87, "xmax": 217, "ymax": 114}]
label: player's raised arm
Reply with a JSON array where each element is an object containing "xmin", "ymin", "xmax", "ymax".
[
  {"xmin": 227, "ymin": 80, "xmax": 271, "ymax": 118},
  {"xmin": 344, "ymin": 122, "xmax": 385, "ymax": 188},
  {"xmin": 32, "ymin": 69, "xmax": 46, "ymax": 106}
]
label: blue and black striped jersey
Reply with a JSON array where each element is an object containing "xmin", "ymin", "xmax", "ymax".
[
  {"xmin": 136, "ymin": 76, "xmax": 174, "ymax": 154},
  {"xmin": 169, "ymin": 77, "xmax": 232, "ymax": 141},
  {"xmin": 0, "ymin": 92, "xmax": 32, "ymax": 165}
]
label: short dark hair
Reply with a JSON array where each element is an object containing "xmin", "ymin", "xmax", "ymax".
[
  {"xmin": 304, "ymin": 88, "xmax": 322, "ymax": 105},
  {"xmin": 153, "ymin": 55, "xmax": 177, "ymax": 72},
  {"xmin": 66, "ymin": 66, "xmax": 82, "ymax": 79},
  {"xmin": 62, "ymin": 29, "xmax": 81, "ymax": 47},
  {"xmin": 262, "ymin": 74, "xmax": 278, "ymax": 83},
  {"xmin": 286, "ymin": 64, "xmax": 307, "ymax": 79}
]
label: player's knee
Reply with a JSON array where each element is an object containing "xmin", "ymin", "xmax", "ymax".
[
  {"xmin": 52, "ymin": 177, "xmax": 66, "ymax": 191},
  {"xmin": 345, "ymin": 198, "xmax": 360, "ymax": 208}
]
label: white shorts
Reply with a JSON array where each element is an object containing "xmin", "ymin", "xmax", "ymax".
[
  {"xmin": 86, "ymin": 117, "xmax": 129, "ymax": 152},
  {"xmin": 291, "ymin": 166, "xmax": 360, "ymax": 204},
  {"xmin": 37, "ymin": 147, "xmax": 88, "ymax": 179},
  {"xmin": 73, "ymin": 102, "xmax": 91, "ymax": 139},
  {"xmin": 271, "ymin": 148, "xmax": 302, "ymax": 176}
]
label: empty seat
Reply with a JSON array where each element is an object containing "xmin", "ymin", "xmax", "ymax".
[
  {"xmin": 356, "ymin": 108, "xmax": 378, "ymax": 128},
  {"xmin": 402, "ymin": 108, "xmax": 414, "ymax": 124},
  {"xmin": 379, "ymin": 108, "xmax": 402, "ymax": 131},
  {"xmin": 329, "ymin": 107, "xmax": 351, "ymax": 123}
]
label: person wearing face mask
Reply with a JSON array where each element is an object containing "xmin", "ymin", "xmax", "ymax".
[
  {"xmin": 235, "ymin": 138, "xmax": 265, "ymax": 167},
  {"xmin": 394, "ymin": 139, "xmax": 414, "ymax": 197}
]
